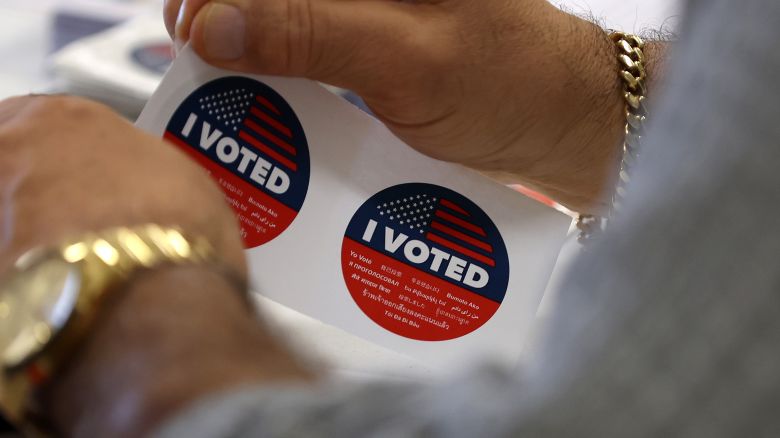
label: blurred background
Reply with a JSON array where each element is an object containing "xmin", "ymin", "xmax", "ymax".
[{"xmin": 0, "ymin": 0, "xmax": 169, "ymax": 116}]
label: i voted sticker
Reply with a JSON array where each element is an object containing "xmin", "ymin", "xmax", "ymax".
[
  {"xmin": 342, "ymin": 183, "xmax": 510, "ymax": 341},
  {"xmin": 164, "ymin": 77, "xmax": 310, "ymax": 248}
]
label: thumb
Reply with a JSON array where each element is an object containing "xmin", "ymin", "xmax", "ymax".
[{"xmin": 185, "ymin": 0, "xmax": 439, "ymax": 96}]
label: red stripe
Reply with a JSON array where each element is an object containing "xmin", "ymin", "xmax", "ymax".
[
  {"xmin": 255, "ymin": 95, "xmax": 281, "ymax": 115},
  {"xmin": 427, "ymin": 233, "xmax": 496, "ymax": 267},
  {"xmin": 239, "ymin": 131, "xmax": 298, "ymax": 172},
  {"xmin": 430, "ymin": 221, "xmax": 493, "ymax": 253},
  {"xmin": 243, "ymin": 119, "xmax": 297, "ymax": 156},
  {"xmin": 249, "ymin": 107, "xmax": 292, "ymax": 138},
  {"xmin": 439, "ymin": 199, "xmax": 470, "ymax": 216},
  {"xmin": 434, "ymin": 210, "xmax": 486, "ymax": 237}
]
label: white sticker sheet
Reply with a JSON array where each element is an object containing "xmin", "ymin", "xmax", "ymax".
[{"xmin": 137, "ymin": 47, "xmax": 571, "ymax": 370}]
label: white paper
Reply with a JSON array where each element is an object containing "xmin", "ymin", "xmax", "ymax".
[{"xmin": 137, "ymin": 47, "xmax": 571, "ymax": 370}]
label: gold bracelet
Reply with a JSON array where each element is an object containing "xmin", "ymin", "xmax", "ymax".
[{"xmin": 577, "ymin": 31, "xmax": 649, "ymax": 243}]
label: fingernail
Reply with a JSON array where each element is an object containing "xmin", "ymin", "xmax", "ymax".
[
  {"xmin": 203, "ymin": 3, "xmax": 246, "ymax": 61},
  {"xmin": 174, "ymin": 1, "xmax": 187, "ymax": 40},
  {"xmin": 163, "ymin": 4, "xmax": 176, "ymax": 39},
  {"xmin": 164, "ymin": 0, "xmax": 175, "ymax": 38}
]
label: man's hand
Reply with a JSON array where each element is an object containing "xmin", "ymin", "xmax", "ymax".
[
  {"xmin": 0, "ymin": 95, "xmax": 245, "ymax": 272},
  {"xmin": 164, "ymin": 0, "xmax": 636, "ymax": 212},
  {"xmin": 0, "ymin": 96, "xmax": 309, "ymax": 437}
]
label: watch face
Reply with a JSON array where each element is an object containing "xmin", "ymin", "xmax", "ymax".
[{"xmin": 0, "ymin": 254, "xmax": 81, "ymax": 370}]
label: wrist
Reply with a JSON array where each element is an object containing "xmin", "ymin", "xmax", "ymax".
[
  {"xmin": 41, "ymin": 264, "xmax": 309, "ymax": 438},
  {"xmin": 479, "ymin": 13, "xmax": 658, "ymax": 214},
  {"xmin": 527, "ymin": 15, "xmax": 626, "ymax": 213}
]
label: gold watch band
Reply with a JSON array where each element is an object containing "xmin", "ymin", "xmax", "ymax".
[{"xmin": 0, "ymin": 224, "xmax": 242, "ymax": 435}]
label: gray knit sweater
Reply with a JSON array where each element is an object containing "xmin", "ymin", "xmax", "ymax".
[{"xmin": 157, "ymin": 0, "xmax": 780, "ymax": 436}]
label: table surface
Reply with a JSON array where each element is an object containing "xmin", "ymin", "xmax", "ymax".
[{"xmin": 0, "ymin": 0, "xmax": 681, "ymax": 380}]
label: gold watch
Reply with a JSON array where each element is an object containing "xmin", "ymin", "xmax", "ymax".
[{"xmin": 0, "ymin": 224, "xmax": 223, "ymax": 434}]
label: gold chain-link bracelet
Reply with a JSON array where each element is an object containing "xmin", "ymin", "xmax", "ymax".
[{"xmin": 577, "ymin": 32, "xmax": 649, "ymax": 244}]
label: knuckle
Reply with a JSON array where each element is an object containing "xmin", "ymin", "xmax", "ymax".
[
  {"xmin": 245, "ymin": 0, "xmax": 316, "ymax": 76},
  {"xmin": 27, "ymin": 95, "xmax": 100, "ymax": 118},
  {"xmin": 27, "ymin": 96, "xmax": 117, "ymax": 127},
  {"xmin": 0, "ymin": 96, "xmax": 119, "ymax": 149},
  {"xmin": 418, "ymin": 20, "xmax": 462, "ymax": 73},
  {"xmin": 285, "ymin": 0, "xmax": 317, "ymax": 75}
]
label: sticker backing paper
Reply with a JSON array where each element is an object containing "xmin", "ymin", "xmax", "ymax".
[{"xmin": 137, "ymin": 47, "xmax": 572, "ymax": 371}]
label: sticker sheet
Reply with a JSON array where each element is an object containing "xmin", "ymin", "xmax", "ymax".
[{"xmin": 137, "ymin": 47, "xmax": 571, "ymax": 369}]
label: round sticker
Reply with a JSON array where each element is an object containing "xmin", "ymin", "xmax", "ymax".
[
  {"xmin": 165, "ymin": 77, "xmax": 310, "ymax": 248},
  {"xmin": 342, "ymin": 183, "xmax": 510, "ymax": 341}
]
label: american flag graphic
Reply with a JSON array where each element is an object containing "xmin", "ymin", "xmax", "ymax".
[
  {"xmin": 377, "ymin": 195, "xmax": 496, "ymax": 267},
  {"xmin": 198, "ymin": 89, "xmax": 299, "ymax": 172}
]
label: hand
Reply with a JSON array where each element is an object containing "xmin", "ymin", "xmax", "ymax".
[
  {"xmin": 164, "ymin": 0, "xmax": 632, "ymax": 212},
  {"xmin": 0, "ymin": 95, "xmax": 245, "ymax": 273},
  {"xmin": 0, "ymin": 96, "xmax": 308, "ymax": 437}
]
